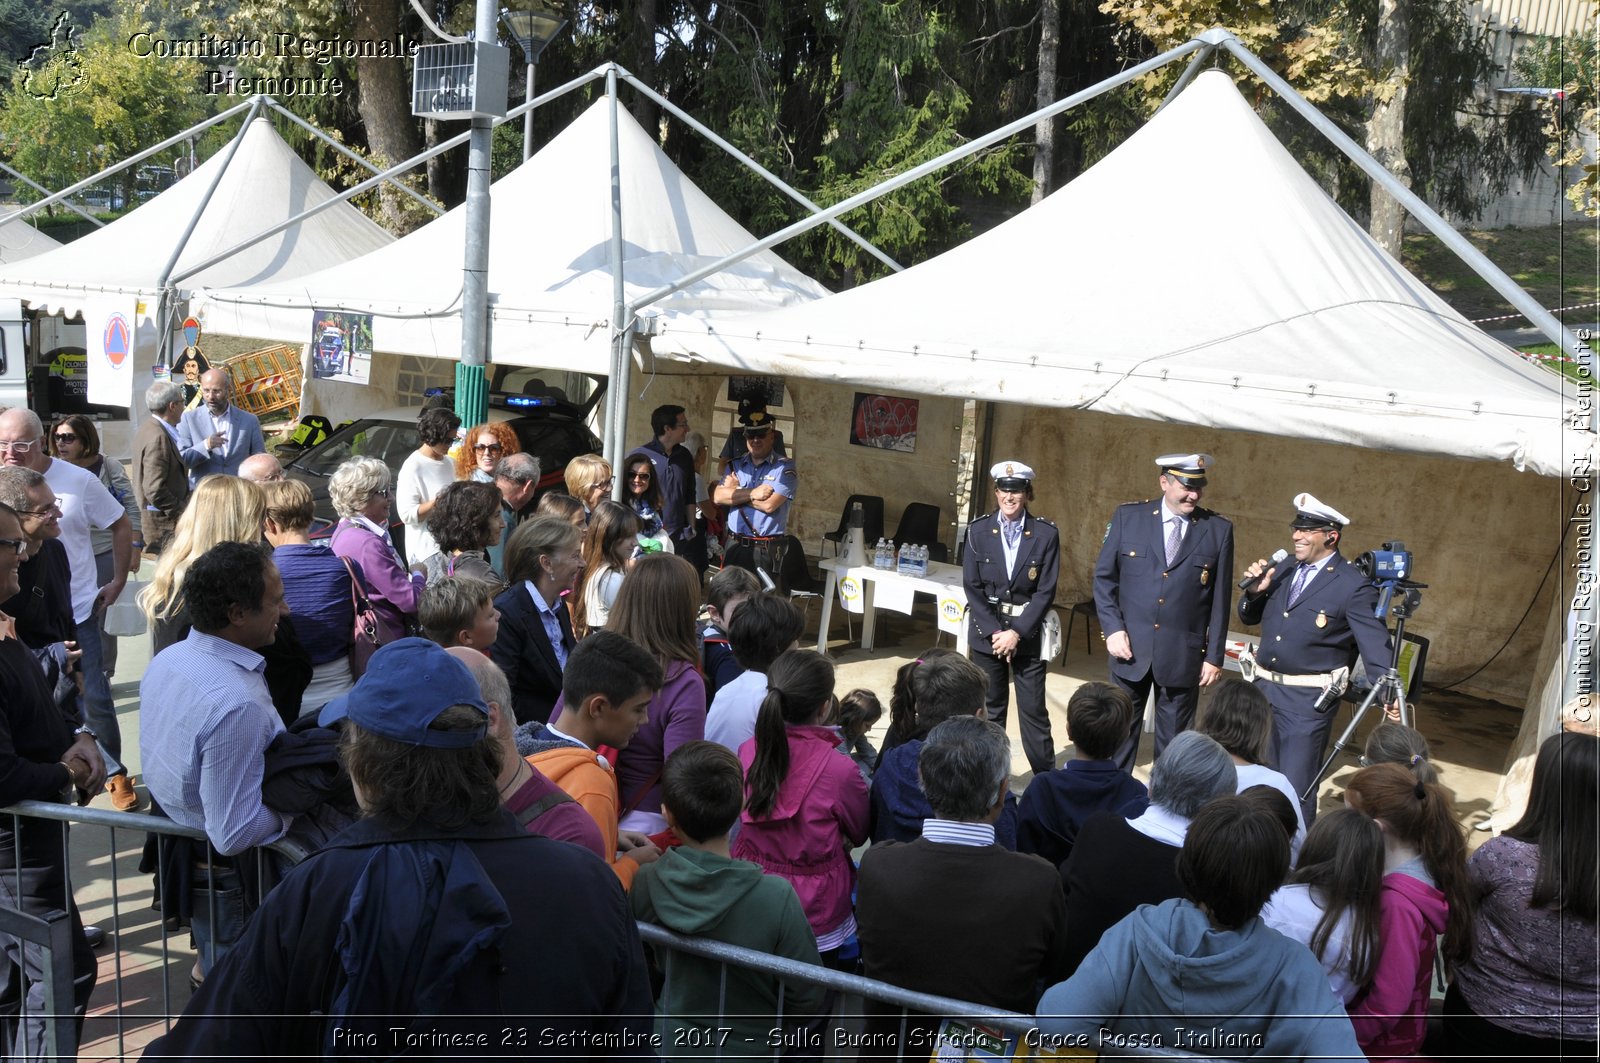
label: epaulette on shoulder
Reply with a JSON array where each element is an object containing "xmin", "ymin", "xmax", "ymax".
[{"xmin": 1032, "ymin": 516, "xmax": 1057, "ymax": 528}]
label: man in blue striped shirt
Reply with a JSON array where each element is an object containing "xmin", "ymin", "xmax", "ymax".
[{"xmin": 140, "ymin": 541, "xmax": 292, "ymax": 972}]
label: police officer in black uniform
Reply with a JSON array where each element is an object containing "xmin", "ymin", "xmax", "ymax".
[
  {"xmin": 1238, "ymin": 492, "xmax": 1390, "ymax": 824},
  {"xmin": 963, "ymin": 461, "xmax": 1060, "ymax": 776}
]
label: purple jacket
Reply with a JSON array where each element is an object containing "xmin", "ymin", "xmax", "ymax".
[
  {"xmin": 330, "ymin": 520, "xmax": 423, "ymax": 642},
  {"xmin": 733, "ymin": 724, "xmax": 870, "ymax": 939},
  {"xmin": 1347, "ymin": 871, "xmax": 1448, "ymax": 1061}
]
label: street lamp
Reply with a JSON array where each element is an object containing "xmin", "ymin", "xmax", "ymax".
[{"xmin": 500, "ymin": 6, "xmax": 568, "ymax": 162}]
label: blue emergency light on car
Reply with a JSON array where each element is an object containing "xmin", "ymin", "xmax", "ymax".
[{"xmin": 504, "ymin": 395, "xmax": 551, "ymax": 408}]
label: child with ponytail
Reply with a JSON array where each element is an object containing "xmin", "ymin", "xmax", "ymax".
[
  {"xmin": 733, "ymin": 650, "xmax": 870, "ymax": 966},
  {"xmin": 1343, "ymin": 762, "xmax": 1475, "ymax": 1061}
]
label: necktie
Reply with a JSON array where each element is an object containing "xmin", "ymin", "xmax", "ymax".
[
  {"xmin": 1002, "ymin": 517, "xmax": 1021, "ymax": 550},
  {"xmin": 1165, "ymin": 517, "xmax": 1183, "ymax": 566},
  {"xmin": 1288, "ymin": 563, "xmax": 1313, "ymax": 606}
]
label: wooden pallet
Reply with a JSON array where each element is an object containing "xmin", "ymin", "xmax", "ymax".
[{"xmin": 221, "ymin": 344, "xmax": 302, "ymax": 420}]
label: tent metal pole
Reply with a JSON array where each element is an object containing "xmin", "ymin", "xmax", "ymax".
[
  {"xmin": 156, "ymin": 96, "xmax": 268, "ymax": 292},
  {"xmin": 454, "ymin": 0, "xmax": 502, "ymax": 429},
  {"xmin": 618, "ymin": 72, "xmax": 904, "ymax": 274},
  {"xmin": 1214, "ymin": 31, "xmax": 1586, "ymax": 360},
  {"xmin": 259, "ymin": 98, "xmax": 442, "ymax": 216},
  {"xmin": 605, "ymin": 67, "xmax": 629, "ymax": 482},
  {"xmin": 171, "ymin": 67, "xmax": 613, "ymax": 287},
  {"xmin": 0, "ymin": 162, "xmax": 103, "ymax": 228},
  {"xmin": 1157, "ymin": 44, "xmax": 1216, "ymax": 113},
  {"xmin": 623, "ymin": 35, "xmax": 1207, "ymax": 319},
  {"xmin": 0, "ymin": 98, "xmax": 257, "ymax": 227}
]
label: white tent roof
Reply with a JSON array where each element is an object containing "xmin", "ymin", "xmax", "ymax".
[
  {"xmin": 0, "ymin": 218, "xmax": 60, "ymax": 265},
  {"xmin": 0, "ymin": 117, "xmax": 393, "ymax": 316},
  {"xmin": 654, "ymin": 71, "xmax": 1584, "ymax": 477},
  {"xmin": 191, "ymin": 98, "xmax": 830, "ymax": 371}
]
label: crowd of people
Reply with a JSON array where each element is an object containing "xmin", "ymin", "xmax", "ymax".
[{"xmin": 0, "ymin": 380, "xmax": 1593, "ymax": 1060}]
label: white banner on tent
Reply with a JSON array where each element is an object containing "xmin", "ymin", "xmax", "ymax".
[{"xmin": 85, "ymin": 297, "xmax": 137, "ymax": 408}]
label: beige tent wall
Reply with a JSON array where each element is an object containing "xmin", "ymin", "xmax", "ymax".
[
  {"xmin": 989, "ymin": 403, "xmax": 1574, "ymax": 707},
  {"xmin": 300, "ymin": 351, "xmax": 454, "ymax": 423},
  {"xmin": 623, "ymin": 371, "xmax": 967, "ymax": 551}
]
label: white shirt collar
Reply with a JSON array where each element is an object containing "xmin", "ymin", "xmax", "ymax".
[
  {"xmin": 921, "ymin": 818, "xmax": 996, "ymax": 846},
  {"xmin": 1127, "ymin": 803, "xmax": 1191, "ymax": 846},
  {"xmin": 1159, "ymin": 500, "xmax": 1187, "ymax": 526},
  {"xmin": 350, "ymin": 514, "xmax": 390, "ymax": 539}
]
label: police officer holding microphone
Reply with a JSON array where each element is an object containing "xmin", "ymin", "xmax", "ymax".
[{"xmin": 963, "ymin": 461, "xmax": 1060, "ymax": 776}]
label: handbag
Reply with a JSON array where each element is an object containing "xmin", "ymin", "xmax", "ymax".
[{"xmin": 337, "ymin": 556, "xmax": 384, "ymax": 678}]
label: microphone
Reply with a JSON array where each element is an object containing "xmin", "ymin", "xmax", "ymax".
[{"xmin": 1239, "ymin": 549, "xmax": 1289, "ymax": 590}]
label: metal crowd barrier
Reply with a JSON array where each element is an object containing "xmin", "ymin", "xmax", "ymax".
[{"xmin": 0, "ymin": 801, "xmax": 1220, "ymax": 1062}]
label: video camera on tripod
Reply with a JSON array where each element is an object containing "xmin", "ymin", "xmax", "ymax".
[{"xmin": 1355, "ymin": 540, "xmax": 1425, "ymax": 620}]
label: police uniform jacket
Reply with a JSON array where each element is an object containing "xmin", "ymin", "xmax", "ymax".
[
  {"xmin": 1092, "ymin": 501, "xmax": 1234, "ymax": 688},
  {"xmin": 725, "ymin": 452, "xmax": 797, "ymax": 538},
  {"xmin": 963, "ymin": 511, "xmax": 1059, "ymax": 657},
  {"xmin": 1238, "ymin": 553, "xmax": 1389, "ymax": 684}
]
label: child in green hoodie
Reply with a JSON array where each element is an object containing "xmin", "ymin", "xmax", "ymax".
[{"xmin": 631, "ymin": 741, "xmax": 826, "ymax": 1058}]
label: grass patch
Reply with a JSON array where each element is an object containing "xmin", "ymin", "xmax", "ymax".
[
  {"xmin": 1516, "ymin": 341, "xmax": 1590, "ymax": 383},
  {"xmin": 1402, "ymin": 223, "xmax": 1599, "ymax": 325}
]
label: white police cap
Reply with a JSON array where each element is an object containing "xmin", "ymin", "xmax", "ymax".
[
  {"xmin": 1155, "ymin": 453, "xmax": 1213, "ymax": 485},
  {"xmin": 990, "ymin": 461, "xmax": 1034, "ymax": 489},
  {"xmin": 1290, "ymin": 492, "xmax": 1350, "ymax": 529}
]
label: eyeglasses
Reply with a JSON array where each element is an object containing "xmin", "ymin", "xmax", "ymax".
[
  {"xmin": 53, "ymin": 433, "xmax": 77, "ymax": 445},
  {"xmin": 18, "ymin": 504, "xmax": 59, "ymax": 517},
  {"xmin": 0, "ymin": 538, "xmax": 25, "ymax": 555},
  {"xmin": 370, "ymin": 487, "xmax": 391, "ymax": 499},
  {"xmin": 0, "ymin": 440, "xmax": 38, "ymax": 454},
  {"xmin": 589, "ymin": 478, "xmax": 614, "ymax": 491},
  {"xmin": 473, "ymin": 443, "xmax": 503, "ymax": 454}
]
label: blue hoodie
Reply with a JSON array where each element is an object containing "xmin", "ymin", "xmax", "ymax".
[{"xmin": 1036, "ymin": 898, "xmax": 1361, "ymax": 1062}]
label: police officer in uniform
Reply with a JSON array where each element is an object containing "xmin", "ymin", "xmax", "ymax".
[
  {"xmin": 963, "ymin": 461, "xmax": 1060, "ymax": 776},
  {"xmin": 714, "ymin": 411, "xmax": 796, "ymax": 584},
  {"xmin": 1238, "ymin": 493, "xmax": 1390, "ymax": 824},
  {"xmin": 1093, "ymin": 453, "xmax": 1235, "ymax": 773}
]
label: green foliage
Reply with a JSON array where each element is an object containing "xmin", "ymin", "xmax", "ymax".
[
  {"xmin": 1513, "ymin": 33, "xmax": 1600, "ymax": 216},
  {"xmin": 0, "ymin": 2, "xmax": 209, "ymax": 207}
]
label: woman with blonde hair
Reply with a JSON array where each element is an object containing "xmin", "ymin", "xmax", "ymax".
[
  {"xmin": 563, "ymin": 454, "xmax": 613, "ymax": 519},
  {"xmin": 570, "ymin": 499, "xmax": 639, "ymax": 635},
  {"xmin": 600, "ymin": 552, "xmax": 706, "ymax": 833},
  {"xmin": 328, "ymin": 456, "xmax": 422, "ymax": 644},
  {"xmin": 453, "ymin": 421, "xmax": 520, "ymax": 482},
  {"xmin": 140, "ymin": 475, "xmax": 266, "ymax": 653}
]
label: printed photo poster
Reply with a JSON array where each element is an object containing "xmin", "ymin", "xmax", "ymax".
[
  {"xmin": 310, "ymin": 310, "xmax": 374, "ymax": 386},
  {"xmin": 85, "ymin": 297, "xmax": 138, "ymax": 408},
  {"xmin": 850, "ymin": 392, "xmax": 918, "ymax": 453}
]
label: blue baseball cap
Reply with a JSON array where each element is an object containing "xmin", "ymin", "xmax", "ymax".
[{"xmin": 318, "ymin": 638, "xmax": 488, "ymax": 748}]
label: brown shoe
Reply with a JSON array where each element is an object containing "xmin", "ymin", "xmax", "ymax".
[{"xmin": 107, "ymin": 773, "xmax": 142, "ymax": 812}]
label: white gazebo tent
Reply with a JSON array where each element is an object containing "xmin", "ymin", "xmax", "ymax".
[
  {"xmin": 191, "ymin": 98, "xmax": 830, "ymax": 382},
  {"xmin": 654, "ymin": 70, "xmax": 1580, "ymax": 477},
  {"xmin": 0, "ymin": 219, "xmax": 60, "ymax": 265}
]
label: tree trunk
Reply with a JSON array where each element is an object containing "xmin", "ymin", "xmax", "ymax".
[
  {"xmin": 630, "ymin": 0, "xmax": 659, "ymax": 133},
  {"xmin": 1366, "ymin": 0, "xmax": 1410, "ymax": 256},
  {"xmin": 1032, "ymin": 0, "xmax": 1060, "ymax": 204},
  {"xmin": 352, "ymin": 0, "xmax": 423, "ymax": 232}
]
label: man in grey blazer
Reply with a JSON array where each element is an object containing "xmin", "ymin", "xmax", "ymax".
[
  {"xmin": 177, "ymin": 368, "xmax": 264, "ymax": 484},
  {"xmin": 133, "ymin": 380, "xmax": 190, "ymax": 554}
]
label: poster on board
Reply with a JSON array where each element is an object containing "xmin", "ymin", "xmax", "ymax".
[
  {"xmin": 310, "ymin": 310, "xmax": 374, "ymax": 385},
  {"xmin": 85, "ymin": 298, "xmax": 137, "ymax": 408},
  {"xmin": 850, "ymin": 392, "xmax": 918, "ymax": 453}
]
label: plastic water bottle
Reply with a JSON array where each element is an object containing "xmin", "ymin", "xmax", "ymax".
[
  {"xmin": 896, "ymin": 542, "xmax": 909, "ymax": 575},
  {"xmin": 873, "ymin": 538, "xmax": 887, "ymax": 569},
  {"xmin": 913, "ymin": 544, "xmax": 927, "ymax": 576}
]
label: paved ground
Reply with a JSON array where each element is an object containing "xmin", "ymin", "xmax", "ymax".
[{"xmin": 62, "ymin": 571, "xmax": 1522, "ymax": 1059}]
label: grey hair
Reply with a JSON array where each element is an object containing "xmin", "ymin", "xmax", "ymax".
[
  {"xmin": 918, "ymin": 715, "xmax": 1011, "ymax": 822},
  {"xmin": 329, "ymin": 456, "xmax": 391, "ymax": 518},
  {"xmin": 683, "ymin": 430, "xmax": 706, "ymax": 455},
  {"xmin": 1149, "ymin": 731, "xmax": 1238, "ymax": 818},
  {"xmin": 493, "ymin": 451, "xmax": 541, "ymax": 485},
  {"xmin": 146, "ymin": 380, "xmax": 184, "ymax": 414},
  {"xmin": 458, "ymin": 650, "xmax": 512, "ymax": 716},
  {"xmin": 0, "ymin": 466, "xmax": 45, "ymax": 510}
]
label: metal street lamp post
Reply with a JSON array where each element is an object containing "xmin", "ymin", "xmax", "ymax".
[{"xmin": 500, "ymin": 7, "xmax": 568, "ymax": 162}]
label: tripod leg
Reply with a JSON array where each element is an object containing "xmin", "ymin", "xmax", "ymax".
[{"xmin": 1303, "ymin": 681, "xmax": 1384, "ymax": 805}]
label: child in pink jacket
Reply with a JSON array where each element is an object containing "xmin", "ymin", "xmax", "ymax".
[{"xmin": 734, "ymin": 650, "xmax": 869, "ymax": 964}]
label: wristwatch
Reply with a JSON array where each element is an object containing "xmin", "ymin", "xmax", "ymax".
[{"xmin": 73, "ymin": 725, "xmax": 96, "ymax": 741}]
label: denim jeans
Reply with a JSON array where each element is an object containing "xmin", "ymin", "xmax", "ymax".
[
  {"xmin": 72, "ymin": 619, "xmax": 123, "ymax": 772},
  {"xmin": 191, "ymin": 866, "xmax": 249, "ymax": 974}
]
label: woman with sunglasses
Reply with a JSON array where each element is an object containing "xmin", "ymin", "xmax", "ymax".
[
  {"xmin": 562, "ymin": 454, "xmax": 613, "ymax": 521},
  {"xmin": 49, "ymin": 416, "xmax": 141, "ymax": 668},
  {"xmin": 453, "ymin": 422, "xmax": 521, "ymax": 484},
  {"xmin": 623, "ymin": 454, "xmax": 673, "ymax": 553}
]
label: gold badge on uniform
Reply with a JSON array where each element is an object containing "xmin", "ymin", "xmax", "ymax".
[
  {"xmin": 1028, "ymin": 565, "xmax": 1038, "ymax": 582},
  {"xmin": 1315, "ymin": 611, "xmax": 1328, "ymax": 629},
  {"xmin": 1200, "ymin": 567, "xmax": 1210, "ymax": 586}
]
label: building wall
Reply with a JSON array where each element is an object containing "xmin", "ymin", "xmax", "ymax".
[{"xmin": 988, "ymin": 403, "xmax": 1572, "ymax": 707}]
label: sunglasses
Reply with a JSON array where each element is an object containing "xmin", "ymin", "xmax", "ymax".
[
  {"xmin": 0, "ymin": 538, "xmax": 25, "ymax": 556},
  {"xmin": 629, "ymin": 471, "xmax": 652, "ymax": 481},
  {"xmin": 370, "ymin": 487, "xmax": 391, "ymax": 499},
  {"xmin": 473, "ymin": 443, "xmax": 504, "ymax": 453},
  {"xmin": 53, "ymin": 433, "xmax": 78, "ymax": 445}
]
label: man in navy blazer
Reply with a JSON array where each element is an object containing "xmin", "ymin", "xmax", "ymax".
[
  {"xmin": 1094, "ymin": 453, "xmax": 1234, "ymax": 772},
  {"xmin": 1238, "ymin": 493, "xmax": 1390, "ymax": 824},
  {"xmin": 964, "ymin": 460, "xmax": 1060, "ymax": 776},
  {"xmin": 177, "ymin": 368, "xmax": 265, "ymax": 485}
]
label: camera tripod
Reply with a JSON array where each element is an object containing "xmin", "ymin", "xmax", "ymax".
[{"xmin": 1302, "ymin": 582, "xmax": 1422, "ymax": 804}]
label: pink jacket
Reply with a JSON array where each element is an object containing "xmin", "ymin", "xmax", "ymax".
[
  {"xmin": 733, "ymin": 724, "xmax": 870, "ymax": 939},
  {"xmin": 1348, "ymin": 871, "xmax": 1448, "ymax": 1062}
]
